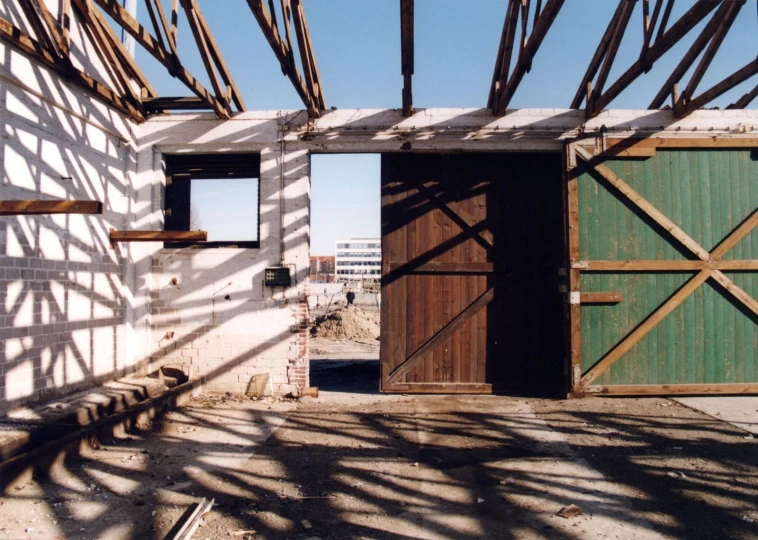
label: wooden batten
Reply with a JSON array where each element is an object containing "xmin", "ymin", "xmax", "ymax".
[
  {"xmin": 0, "ymin": 200, "xmax": 103, "ymax": 215},
  {"xmin": 579, "ymin": 292, "xmax": 623, "ymax": 304},
  {"xmin": 109, "ymin": 230, "xmax": 208, "ymax": 244}
]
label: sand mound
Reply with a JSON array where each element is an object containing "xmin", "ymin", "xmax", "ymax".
[{"xmin": 310, "ymin": 305, "xmax": 380, "ymax": 341}]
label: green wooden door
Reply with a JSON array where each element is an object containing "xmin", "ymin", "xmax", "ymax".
[{"xmin": 567, "ymin": 142, "xmax": 758, "ymax": 395}]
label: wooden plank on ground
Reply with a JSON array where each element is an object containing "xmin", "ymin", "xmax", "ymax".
[{"xmin": 584, "ymin": 383, "xmax": 758, "ymax": 396}]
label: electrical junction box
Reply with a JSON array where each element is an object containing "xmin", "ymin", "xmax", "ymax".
[{"xmin": 265, "ymin": 266, "xmax": 291, "ymax": 287}]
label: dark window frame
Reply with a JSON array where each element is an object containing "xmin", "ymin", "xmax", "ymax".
[{"xmin": 163, "ymin": 153, "xmax": 261, "ymax": 248}]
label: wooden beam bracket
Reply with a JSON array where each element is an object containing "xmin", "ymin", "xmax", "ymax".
[{"xmin": 0, "ymin": 200, "xmax": 103, "ymax": 215}]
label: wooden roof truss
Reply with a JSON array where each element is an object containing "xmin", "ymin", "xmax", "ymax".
[
  {"xmin": 0, "ymin": 0, "xmax": 754, "ymax": 122},
  {"xmin": 245, "ymin": 0, "xmax": 326, "ymax": 117},
  {"xmin": 573, "ymin": 0, "xmax": 757, "ymax": 118}
]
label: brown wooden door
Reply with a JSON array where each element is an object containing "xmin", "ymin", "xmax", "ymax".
[{"xmin": 380, "ymin": 153, "xmax": 564, "ymax": 394}]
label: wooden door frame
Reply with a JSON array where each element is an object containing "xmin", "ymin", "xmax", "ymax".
[{"xmin": 565, "ymin": 138, "xmax": 758, "ymax": 397}]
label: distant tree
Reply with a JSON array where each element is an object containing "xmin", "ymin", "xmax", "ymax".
[{"xmin": 189, "ymin": 203, "xmax": 202, "ymax": 230}]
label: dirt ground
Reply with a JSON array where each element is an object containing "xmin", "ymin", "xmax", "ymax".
[{"xmin": 1, "ymin": 340, "xmax": 757, "ymax": 539}]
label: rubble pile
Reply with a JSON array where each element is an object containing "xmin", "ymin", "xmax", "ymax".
[{"xmin": 310, "ymin": 305, "xmax": 380, "ymax": 341}]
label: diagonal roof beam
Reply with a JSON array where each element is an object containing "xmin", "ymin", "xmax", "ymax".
[
  {"xmin": 680, "ymin": 58, "xmax": 758, "ymax": 116},
  {"xmin": 570, "ymin": 0, "xmax": 630, "ymax": 109},
  {"xmin": 246, "ymin": 0, "xmax": 322, "ymax": 117},
  {"xmin": 649, "ymin": 0, "xmax": 736, "ymax": 108},
  {"xmin": 400, "ymin": 0, "xmax": 414, "ymax": 116},
  {"xmin": 91, "ymin": 0, "xmax": 231, "ymax": 119},
  {"xmin": 678, "ymin": 0, "xmax": 744, "ymax": 107},
  {"xmin": 727, "ymin": 84, "xmax": 758, "ymax": 109},
  {"xmin": 0, "ymin": 16, "xmax": 144, "ymax": 121},
  {"xmin": 290, "ymin": 0, "xmax": 325, "ymax": 110},
  {"xmin": 75, "ymin": 0, "xmax": 142, "ymax": 103},
  {"xmin": 582, "ymin": 0, "xmax": 720, "ymax": 117},
  {"xmin": 490, "ymin": 0, "xmax": 565, "ymax": 115}
]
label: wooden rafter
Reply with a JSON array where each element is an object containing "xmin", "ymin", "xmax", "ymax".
[
  {"xmin": 74, "ymin": 0, "xmax": 141, "ymax": 103},
  {"xmin": 246, "ymin": 0, "xmax": 324, "ymax": 117},
  {"xmin": 650, "ymin": 1, "xmax": 744, "ymax": 109},
  {"xmin": 679, "ymin": 58, "xmax": 758, "ymax": 116},
  {"xmin": 400, "ymin": 0, "xmax": 414, "ymax": 117},
  {"xmin": 91, "ymin": 0, "xmax": 236, "ymax": 119},
  {"xmin": 489, "ymin": 0, "xmax": 565, "ymax": 115},
  {"xmin": 0, "ymin": 16, "xmax": 144, "ymax": 121},
  {"xmin": 727, "ymin": 84, "xmax": 758, "ymax": 109},
  {"xmin": 290, "ymin": 0, "xmax": 325, "ymax": 109},
  {"xmin": 86, "ymin": 2, "xmax": 157, "ymax": 97},
  {"xmin": 576, "ymin": 0, "xmax": 721, "ymax": 116}
]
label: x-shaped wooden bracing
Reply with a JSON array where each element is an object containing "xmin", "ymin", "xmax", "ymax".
[
  {"xmin": 574, "ymin": 146, "xmax": 758, "ymax": 389},
  {"xmin": 385, "ymin": 179, "xmax": 510, "ymax": 387}
]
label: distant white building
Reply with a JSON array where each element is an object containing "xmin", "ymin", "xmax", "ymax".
[{"xmin": 335, "ymin": 238, "xmax": 381, "ymax": 283}]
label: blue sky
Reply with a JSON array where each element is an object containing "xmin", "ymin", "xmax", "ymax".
[{"xmin": 122, "ymin": 1, "xmax": 757, "ymax": 254}]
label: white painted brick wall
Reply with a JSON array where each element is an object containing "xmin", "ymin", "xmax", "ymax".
[
  {"xmin": 0, "ymin": 24, "xmax": 143, "ymax": 411},
  {"xmin": 146, "ymin": 145, "xmax": 310, "ymax": 395}
]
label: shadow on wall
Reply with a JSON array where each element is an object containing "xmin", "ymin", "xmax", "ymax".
[{"xmin": 0, "ymin": 32, "xmax": 139, "ymax": 411}]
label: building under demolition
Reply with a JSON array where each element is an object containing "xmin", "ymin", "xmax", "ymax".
[{"xmin": 0, "ymin": 0, "xmax": 756, "ymax": 407}]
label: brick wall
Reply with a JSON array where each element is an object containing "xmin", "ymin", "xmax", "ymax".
[
  {"xmin": 0, "ymin": 30, "xmax": 144, "ymax": 411},
  {"xmin": 145, "ymin": 147, "xmax": 311, "ymax": 395}
]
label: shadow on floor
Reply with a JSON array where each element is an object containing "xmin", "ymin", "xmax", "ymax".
[{"xmin": 310, "ymin": 359, "xmax": 381, "ymax": 395}]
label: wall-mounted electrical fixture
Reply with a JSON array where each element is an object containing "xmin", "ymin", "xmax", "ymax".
[{"xmin": 265, "ymin": 266, "xmax": 291, "ymax": 287}]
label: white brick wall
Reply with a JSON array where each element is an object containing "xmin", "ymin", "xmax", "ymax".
[
  {"xmin": 0, "ymin": 5, "xmax": 143, "ymax": 411},
  {"xmin": 146, "ymin": 146, "xmax": 310, "ymax": 395}
]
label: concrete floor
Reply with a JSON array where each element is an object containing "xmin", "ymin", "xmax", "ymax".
[
  {"xmin": 1, "ymin": 345, "xmax": 758, "ymax": 539},
  {"xmin": 674, "ymin": 396, "xmax": 758, "ymax": 436}
]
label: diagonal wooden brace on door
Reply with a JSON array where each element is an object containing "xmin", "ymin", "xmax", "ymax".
[
  {"xmin": 575, "ymin": 146, "xmax": 710, "ymax": 261},
  {"xmin": 574, "ymin": 148, "xmax": 758, "ymax": 390},
  {"xmin": 386, "ymin": 281, "xmax": 500, "ymax": 386},
  {"xmin": 580, "ymin": 269, "xmax": 711, "ymax": 386},
  {"xmin": 409, "ymin": 178, "xmax": 495, "ymax": 253}
]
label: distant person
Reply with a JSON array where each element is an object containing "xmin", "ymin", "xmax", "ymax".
[
  {"xmin": 346, "ymin": 289, "xmax": 355, "ymax": 306},
  {"xmin": 376, "ymin": 291, "xmax": 381, "ymax": 309}
]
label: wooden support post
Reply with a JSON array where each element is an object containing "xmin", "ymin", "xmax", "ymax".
[
  {"xmin": 0, "ymin": 200, "xmax": 103, "ymax": 215},
  {"xmin": 400, "ymin": 0, "xmax": 414, "ymax": 117}
]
